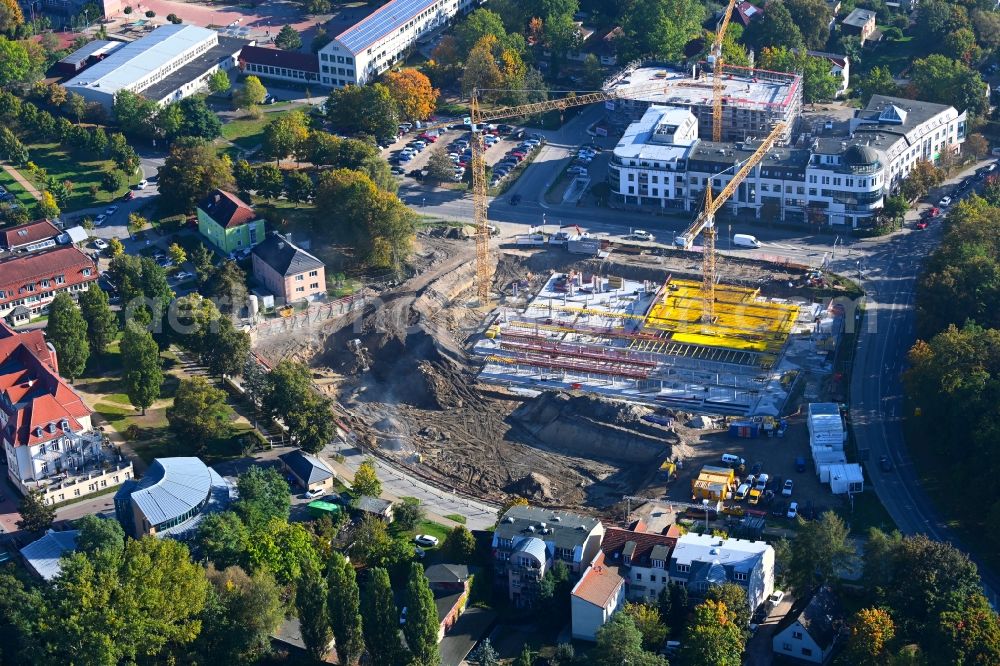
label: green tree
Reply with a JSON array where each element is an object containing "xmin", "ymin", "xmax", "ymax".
[
  {"xmin": 705, "ymin": 583, "xmax": 750, "ymax": 633},
  {"xmin": 263, "ymin": 110, "xmax": 309, "ymax": 164},
  {"xmin": 36, "ymin": 189, "xmax": 60, "ymax": 220},
  {"xmin": 882, "ymin": 194, "xmax": 909, "ymax": 223},
  {"xmin": 75, "ymin": 514, "xmax": 125, "ymax": 556},
  {"xmin": 190, "ymin": 242, "xmax": 215, "ymax": 286},
  {"xmin": 113, "ymin": 89, "xmax": 159, "ymax": 137},
  {"xmin": 668, "ymin": 580, "xmax": 688, "ymax": 629},
  {"xmin": 593, "ymin": 611, "xmax": 668, "ymax": 666},
  {"xmin": 784, "ymin": 0, "xmax": 831, "ymax": 49},
  {"xmin": 263, "ymin": 359, "xmax": 312, "ymax": 419},
  {"xmin": 246, "ymin": 519, "xmax": 321, "ymax": 585},
  {"xmin": 930, "ymin": 592, "xmax": 1000, "ymax": 665},
  {"xmin": 514, "ymin": 645, "xmax": 533, "ymax": 666},
  {"xmin": 350, "ymin": 515, "xmax": 414, "ymax": 569},
  {"xmin": 964, "ymin": 133, "xmax": 989, "ymax": 160},
  {"xmin": 234, "ymin": 466, "xmax": 291, "ymax": 527},
  {"xmin": 326, "ymin": 83, "xmax": 400, "ymax": 144},
  {"xmin": 16, "ymin": 489, "xmax": 55, "ymax": 532},
  {"xmin": 208, "ymin": 69, "xmax": 231, "ymax": 95},
  {"xmin": 198, "ymin": 565, "xmax": 284, "ymax": 665},
  {"xmin": 236, "ymin": 75, "xmax": 268, "ymax": 109},
  {"xmin": 910, "ymin": 54, "xmax": 988, "ymax": 118},
  {"xmin": 537, "ymin": 560, "xmax": 573, "ymax": 628},
  {"xmin": 275, "ymin": 24, "xmax": 302, "ymax": 50},
  {"xmin": 622, "ymin": 602, "xmax": 668, "ymax": 651},
  {"xmin": 681, "ymin": 600, "xmax": 744, "ymax": 665},
  {"xmin": 455, "ymin": 8, "xmax": 508, "ymax": 53},
  {"xmin": 166, "ymin": 376, "xmax": 230, "ymax": 449},
  {"xmin": 745, "ymin": 0, "xmax": 804, "ymax": 50},
  {"xmin": 45, "ymin": 292, "xmax": 89, "ymax": 379},
  {"xmin": 470, "ymin": 638, "xmax": 500, "ymax": 666},
  {"xmin": 195, "ymin": 511, "xmax": 250, "ymax": 569},
  {"xmin": 619, "ymin": 0, "xmax": 704, "ymax": 62},
  {"xmin": 296, "ymin": 556, "xmax": 332, "ymax": 661},
  {"xmin": 31, "ymin": 537, "xmax": 209, "ymax": 664},
  {"xmin": 427, "ymin": 146, "xmax": 456, "ymax": 182},
  {"xmin": 0, "ymin": 37, "xmax": 32, "ymax": 86},
  {"xmin": 802, "ymin": 55, "xmax": 840, "ymax": 104},
  {"xmin": 157, "ymin": 137, "xmax": 236, "ymax": 213},
  {"xmin": 352, "ymin": 458, "xmax": 382, "ymax": 497},
  {"xmin": 167, "ymin": 242, "xmax": 187, "ymax": 267},
  {"xmin": 443, "ymin": 524, "xmax": 477, "ymax": 562},
  {"xmin": 394, "ymin": 497, "xmax": 424, "ymax": 531},
  {"xmin": 254, "ymin": 163, "xmax": 284, "ymax": 199},
  {"xmin": 404, "ymin": 562, "xmax": 441, "ymax": 665},
  {"xmin": 175, "ymin": 96, "xmax": 222, "ymax": 139},
  {"xmin": 327, "ymin": 551, "xmax": 365, "ymax": 666},
  {"xmin": 361, "ymin": 567, "xmax": 407, "ymax": 666},
  {"xmin": 203, "ymin": 317, "xmax": 250, "ymax": 379},
  {"xmin": 899, "ymin": 159, "xmax": 943, "ymax": 201},
  {"xmin": 285, "ymin": 169, "xmax": 314, "ymax": 202},
  {"xmin": 287, "ymin": 393, "xmax": 335, "ymax": 454},
  {"xmin": 121, "ymin": 323, "xmax": 162, "ymax": 414},
  {"xmin": 102, "ymin": 169, "xmax": 126, "ymax": 193},
  {"xmin": 784, "ymin": 511, "xmax": 855, "ymax": 593}
]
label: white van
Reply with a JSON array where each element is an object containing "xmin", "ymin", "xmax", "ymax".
[
  {"xmin": 734, "ymin": 483, "xmax": 750, "ymax": 501},
  {"xmin": 732, "ymin": 233, "xmax": 761, "ymax": 248},
  {"xmin": 721, "ymin": 453, "xmax": 745, "ymax": 468}
]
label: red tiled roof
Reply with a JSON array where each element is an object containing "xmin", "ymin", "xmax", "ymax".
[
  {"xmin": 0, "ymin": 246, "xmax": 96, "ymax": 309},
  {"xmin": 601, "ymin": 526, "xmax": 678, "ymax": 565},
  {"xmin": 197, "ymin": 189, "xmax": 258, "ymax": 229},
  {"xmin": 572, "ymin": 552, "xmax": 625, "ymax": 609},
  {"xmin": 0, "ymin": 328, "xmax": 91, "ymax": 448},
  {"xmin": 238, "ymin": 45, "xmax": 320, "ymax": 74},
  {"xmin": 2, "ymin": 219, "xmax": 60, "ymax": 250}
]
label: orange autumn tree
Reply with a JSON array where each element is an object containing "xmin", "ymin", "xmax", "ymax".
[{"xmin": 384, "ymin": 68, "xmax": 439, "ymax": 121}]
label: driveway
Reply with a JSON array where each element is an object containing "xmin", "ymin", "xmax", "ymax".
[
  {"xmin": 744, "ymin": 594, "xmax": 795, "ymax": 666},
  {"xmin": 440, "ymin": 607, "xmax": 497, "ymax": 666}
]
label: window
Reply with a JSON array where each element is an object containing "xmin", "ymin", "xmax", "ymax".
[
  {"xmin": 675, "ymin": 564, "xmax": 689, "ymax": 573},
  {"xmin": 296, "ymin": 287, "xmax": 304, "ymax": 292},
  {"xmin": 661, "ymin": 576, "xmax": 667, "ymax": 582},
  {"xmin": 782, "ymin": 643, "xmax": 792, "ymax": 652},
  {"xmin": 295, "ymin": 274, "xmax": 304, "ymax": 281},
  {"xmin": 734, "ymin": 572, "xmax": 747, "ymax": 582},
  {"xmin": 310, "ymin": 283, "xmax": 319, "ymax": 289},
  {"xmin": 801, "ymin": 648, "xmax": 813, "ymax": 657},
  {"xmin": 309, "ymin": 270, "xmax": 318, "ymax": 277},
  {"xmin": 792, "ymin": 631, "xmax": 803, "ymax": 640}
]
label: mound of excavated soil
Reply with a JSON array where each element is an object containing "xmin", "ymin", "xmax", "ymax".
[{"xmin": 510, "ymin": 392, "xmax": 679, "ymax": 464}]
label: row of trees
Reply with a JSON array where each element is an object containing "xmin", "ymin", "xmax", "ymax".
[{"xmin": 113, "ymin": 89, "xmax": 222, "ymax": 142}]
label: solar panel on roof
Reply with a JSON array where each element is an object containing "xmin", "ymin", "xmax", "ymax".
[{"xmin": 336, "ymin": 0, "xmax": 437, "ymax": 53}]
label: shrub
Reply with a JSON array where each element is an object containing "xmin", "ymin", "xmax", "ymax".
[{"xmin": 145, "ymin": 10, "xmax": 155, "ymax": 17}]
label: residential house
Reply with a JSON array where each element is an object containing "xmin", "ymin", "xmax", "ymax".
[
  {"xmin": 196, "ymin": 189, "xmax": 265, "ymax": 255},
  {"xmin": 20, "ymin": 529, "xmax": 79, "ymax": 580},
  {"xmin": 588, "ymin": 27, "xmax": 622, "ymax": 66},
  {"xmin": 570, "ymin": 552, "xmax": 626, "ymax": 640},
  {"xmin": 808, "ymin": 51, "xmax": 849, "ymax": 97},
  {"xmin": 426, "ymin": 563, "xmax": 473, "ymax": 640},
  {"xmin": 251, "ymin": 232, "xmax": 326, "ymax": 304},
  {"xmin": 772, "ymin": 587, "xmax": 843, "ymax": 664},
  {"xmin": 668, "ymin": 533, "xmax": 775, "ymax": 614},
  {"xmin": 0, "ymin": 246, "xmax": 97, "ymax": 323},
  {"xmin": 271, "ymin": 617, "xmax": 335, "ymax": 661},
  {"xmin": 492, "ymin": 505, "xmax": 605, "ymax": 608},
  {"xmin": 278, "ymin": 449, "xmax": 335, "ymax": 493},
  {"xmin": 732, "ymin": 1, "xmax": 763, "ymax": 28},
  {"xmin": 2, "ymin": 219, "xmax": 60, "ymax": 253},
  {"xmin": 840, "ymin": 9, "xmax": 877, "ymax": 44},
  {"xmin": 351, "ymin": 495, "xmax": 394, "ymax": 522},
  {"xmin": 601, "ymin": 523, "xmax": 681, "ymax": 603},
  {"xmin": 824, "ymin": 0, "xmax": 842, "ymax": 30},
  {"xmin": 0, "ymin": 321, "xmax": 131, "ymax": 504},
  {"xmin": 114, "ymin": 457, "xmax": 232, "ymax": 538}
]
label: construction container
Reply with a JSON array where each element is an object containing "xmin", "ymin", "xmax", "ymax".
[
  {"xmin": 828, "ymin": 463, "xmax": 865, "ymax": 494},
  {"xmin": 729, "ymin": 421, "xmax": 760, "ymax": 438},
  {"xmin": 691, "ymin": 465, "xmax": 735, "ymax": 501}
]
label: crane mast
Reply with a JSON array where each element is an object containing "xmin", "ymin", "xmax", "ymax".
[{"xmin": 712, "ymin": 0, "xmax": 739, "ymax": 142}]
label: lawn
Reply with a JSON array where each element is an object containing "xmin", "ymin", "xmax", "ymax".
[
  {"xmin": 20, "ymin": 141, "xmax": 137, "ymax": 212},
  {"xmin": 0, "ymin": 167, "xmax": 38, "ymax": 207},
  {"xmin": 836, "ymin": 489, "xmax": 896, "ymax": 535},
  {"xmin": 220, "ymin": 110, "xmax": 293, "ymax": 151},
  {"xmin": 863, "ymin": 34, "xmax": 928, "ymax": 77},
  {"xmin": 255, "ymin": 198, "xmax": 315, "ymax": 234}
]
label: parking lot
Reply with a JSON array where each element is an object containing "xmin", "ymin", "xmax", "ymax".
[
  {"xmin": 649, "ymin": 415, "xmax": 846, "ymax": 522},
  {"xmin": 382, "ymin": 124, "xmax": 545, "ymax": 189}
]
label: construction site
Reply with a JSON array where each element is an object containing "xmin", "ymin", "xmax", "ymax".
[
  {"xmin": 605, "ymin": 63, "xmax": 802, "ymax": 145},
  {"xmin": 474, "ymin": 271, "xmax": 828, "ymax": 416}
]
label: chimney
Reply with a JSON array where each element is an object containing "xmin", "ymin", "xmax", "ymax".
[{"xmin": 277, "ymin": 241, "xmax": 285, "ymax": 249}]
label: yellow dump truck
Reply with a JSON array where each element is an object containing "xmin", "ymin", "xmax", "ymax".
[{"xmin": 691, "ymin": 465, "xmax": 737, "ymax": 501}]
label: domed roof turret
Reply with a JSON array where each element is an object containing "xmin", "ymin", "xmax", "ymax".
[{"xmin": 844, "ymin": 144, "xmax": 879, "ymax": 166}]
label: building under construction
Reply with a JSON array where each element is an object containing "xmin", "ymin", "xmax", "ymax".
[
  {"xmin": 475, "ymin": 272, "xmax": 835, "ymax": 416},
  {"xmin": 605, "ymin": 63, "xmax": 802, "ymax": 145}
]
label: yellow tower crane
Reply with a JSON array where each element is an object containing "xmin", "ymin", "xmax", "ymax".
[
  {"xmin": 673, "ymin": 121, "xmax": 787, "ymax": 323},
  {"xmin": 711, "ymin": 0, "xmax": 739, "ymax": 142}
]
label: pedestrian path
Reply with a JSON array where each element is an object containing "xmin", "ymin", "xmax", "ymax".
[{"xmin": 1, "ymin": 164, "xmax": 42, "ymax": 201}]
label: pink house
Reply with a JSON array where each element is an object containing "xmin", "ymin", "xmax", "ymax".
[{"xmin": 251, "ymin": 233, "xmax": 326, "ymax": 304}]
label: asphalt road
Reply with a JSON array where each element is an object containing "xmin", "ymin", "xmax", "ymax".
[{"xmin": 851, "ymin": 165, "xmax": 1000, "ymax": 606}]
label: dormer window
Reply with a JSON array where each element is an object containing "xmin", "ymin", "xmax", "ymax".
[{"xmin": 33, "ymin": 426, "xmax": 43, "ymax": 437}]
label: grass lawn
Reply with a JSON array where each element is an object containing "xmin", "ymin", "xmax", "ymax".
[
  {"xmin": 255, "ymin": 198, "xmax": 315, "ymax": 234},
  {"xmin": 864, "ymin": 34, "xmax": 928, "ymax": 76},
  {"xmin": 221, "ymin": 110, "xmax": 293, "ymax": 151},
  {"xmin": 20, "ymin": 141, "xmax": 136, "ymax": 212},
  {"xmin": 836, "ymin": 490, "xmax": 896, "ymax": 535},
  {"xmin": 444, "ymin": 513, "xmax": 466, "ymax": 524},
  {"xmin": 0, "ymin": 167, "xmax": 38, "ymax": 207}
]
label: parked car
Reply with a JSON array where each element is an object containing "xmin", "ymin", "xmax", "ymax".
[
  {"xmin": 768, "ymin": 591, "xmax": 785, "ymax": 607},
  {"xmin": 94, "ymin": 214, "xmax": 107, "ymax": 226},
  {"xmin": 794, "ymin": 456, "xmax": 807, "ymax": 472},
  {"xmin": 879, "ymin": 455, "xmax": 893, "ymax": 472},
  {"xmin": 786, "ymin": 502, "xmax": 798, "ymax": 519},
  {"xmin": 632, "ymin": 229, "xmax": 653, "ymax": 241},
  {"xmin": 916, "ymin": 220, "xmax": 928, "ymax": 230},
  {"xmin": 304, "ymin": 488, "xmax": 324, "ymax": 499},
  {"xmin": 105, "ymin": 205, "xmax": 119, "ymax": 216},
  {"xmin": 938, "ymin": 195, "xmax": 952, "ymax": 207},
  {"xmin": 414, "ymin": 534, "xmax": 439, "ymax": 547},
  {"xmin": 390, "ymin": 166, "xmax": 405, "ymax": 175},
  {"xmin": 782, "ymin": 479, "xmax": 794, "ymax": 496},
  {"xmin": 136, "ymin": 179, "xmax": 148, "ymax": 190},
  {"xmin": 93, "ymin": 239, "xmax": 109, "ymax": 250}
]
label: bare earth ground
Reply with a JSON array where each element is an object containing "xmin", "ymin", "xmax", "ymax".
[{"xmin": 255, "ymin": 233, "xmax": 826, "ymax": 519}]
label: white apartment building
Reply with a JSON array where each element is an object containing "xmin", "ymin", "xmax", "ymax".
[
  {"xmin": 318, "ymin": 0, "xmax": 479, "ymax": 88},
  {"xmin": 669, "ymin": 533, "xmax": 775, "ymax": 613},
  {"xmin": 609, "ymin": 95, "xmax": 966, "ymax": 228}
]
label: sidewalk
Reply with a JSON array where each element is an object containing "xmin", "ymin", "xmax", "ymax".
[{"xmin": 1, "ymin": 164, "xmax": 41, "ymax": 201}]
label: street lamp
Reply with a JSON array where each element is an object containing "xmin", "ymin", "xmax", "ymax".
[
  {"xmin": 702, "ymin": 498, "xmax": 710, "ymax": 531},
  {"xmin": 832, "ymin": 235, "xmax": 841, "ymax": 259}
]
